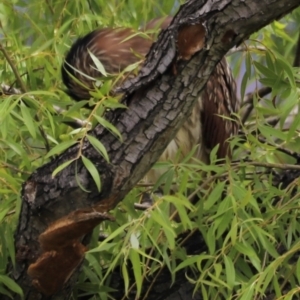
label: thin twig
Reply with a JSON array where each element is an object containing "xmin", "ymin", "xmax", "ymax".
[
  {"xmin": 227, "ymin": 45, "xmax": 266, "ymax": 56},
  {"xmin": 242, "ymin": 86, "xmax": 272, "ymax": 107},
  {"xmin": 0, "ymin": 44, "xmax": 27, "ymax": 93},
  {"xmin": 6, "ymin": 209, "xmax": 16, "ymax": 217},
  {"xmin": 242, "ymin": 86, "xmax": 272, "ymax": 124},
  {"xmin": 0, "ymin": 43, "xmax": 51, "ymax": 152},
  {"xmin": 0, "ymin": 162, "xmax": 31, "ymax": 175},
  {"xmin": 245, "ymin": 116, "xmax": 279, "ymax": 127},
  {"xmin": 134, "ymin": 203, "xmax": 151, "ymax": 210},
  {"xmin": 257, "ymin": 136, "xmax": 300, "ymax": 160},
  {"xmin": 9, "ymin": 67, "xmax": 44, "ymax": 88},
  {"xmin": 87, "ymin": 0, "xmax": 96, "ymax": 15},
  {"xmin": 237, "ymin": 131, "xmax": 300, "ymax": 161},
  {"xmin": 1, "ymin": 83, "xmax": 22, "ymax": 95},
  {"xmin": 45, "ymin": 0, "xmax": 55, "ymax": 15},
  {"xmin": 187, "ymin": 159, "xmax": 300, "ymax": 205},
  {"xmin": 232, "ymin": 160, "xmax": 300, "ymax": 171}
]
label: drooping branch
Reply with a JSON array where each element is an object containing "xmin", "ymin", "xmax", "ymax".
[{"xmin": 7, "ymin": 0, "xmax": 300, "ymax": 299}]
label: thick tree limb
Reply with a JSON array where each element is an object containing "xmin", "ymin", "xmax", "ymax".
[{"xmin": 7, "ymin": 0, "xmax": 300, "ymax": 299}]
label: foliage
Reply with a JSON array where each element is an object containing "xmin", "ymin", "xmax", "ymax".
[{"xmin": 0, "ymin": 0, "xmax": 300, "ymax": 299}]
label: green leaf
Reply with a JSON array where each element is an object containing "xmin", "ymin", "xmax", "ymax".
[
  {"xmin": 45, "ymin": 140, "xmax": 78, "ymax": 158},
  {"xmin": 141, "ymin": 225, "xmax": 163, "ymax": 257},
  {"xmin": 122, "ymin": 262, "xmax": 129, "ymax": 294},
  {"xmin": 0, "ymin": 275, "xmax": 23, "ymax": 297},
  {"xmin": 204, "ymin": 181, "xmax": 226, "ymax": 210},
  {"xmin": 258, "ymin": 124, "xmax": 287, "ymax": 141},
  {"xmin": 122, "ymin": 61, "xmax": 141, "ymax": 73},
  {"xmin": 174, "ymin": 255, "xmax": 200, "ymax": 272},
  {"xmin": 20, "ymin": 103, "xmax": 36, "ymax": 138},
  {"xmin": 234, "ymin": 242, "xmax": 261, "ymax": 272},
  {"xmin": 93, "ymin": 115, "xmax": 123, "ymax": 141},
  {"xmin": 265, "ymin": 51, "xmax": 275, "ymax": 72},
  {"xmin": 241, "ymin": 52, "xmax": 252, "ymax": 99},
  {"xmin": 152, "ymin": 168, "xmax": 173, "ymax": 192},
  {"xmin": 52, "ymin": 159, "xmax": 75, "ymax": 177},
  {"xmin": 163, "ymin": 168, "xmax": 175, "ymax": 195},
  {"xmin": 0, "ymin": 285, "xmax": 12, "ymax": 298},
  {"xmin": 87, "ymin": 48, "xmax": 108, "ymax": 77},
  {"xmin": 67, "ymin": 100, "xmax": 90, "ymax": 114},
  {"xmin": 206, "ymin": 227, "xmax": 215, "ymax": 254},
  {"xmin": 229, "ymin": 216, "xmax": 237, "ymax": 246},
  {"xmin": 0, "ymin": 207, "xmax": 10, "ymax": 223},
  {"xmin": 245, "ymin": 51, "xmax": 252, "ymax": 78},
  {"xmin": 85, "ymin": 253, "xmax": 102, "ymax": 277},
  {"xmin": 3, "ymin": 140, "xmax": 26, "ymax": 157},
  {"xmin": 254, "ymin": 61, "xmax": 277, "ymax": 79},
  {"xmin": 103, "ymin": 98, "xmax": 127, "ymax": 110},
  {"xmin": 276, "ymin": 57, "xmax": 296, "ymax": 87},
  {"xmin": 129, "ymin": 249, "xmax": 142, "ymax": 297},
  {"xmin": 87, "ymin": 242, "xmax": 116, "ymax": 253},
  {"xmin": 151, "ymin": 210, "xmax": 175, "ymax": 250},
  {"xmin": 82, "ymin": 156, "xmax": 101, "ymax": 192},
  {"xmin": 5, "ymin": 226, "xmax": 16, "ymax": 268},
  {"xmin": 87, "ymin": 135, "xmax": 110, "ymax": 162},
  {"xmin": 46, "ymin": 110, "xmax": 55, "ymax": 136},
  {"xmin": 88, "ymin": 223, "xmax": 130, "ymax": 253},
  {"xmin": 296, "ymin": 257, "xmax": 300, "ymax": 285},
  {"xmin": 130, "ymin": 232, "xmax": 139, "ymax": 249},
  {"xmin": 209, "ymin": 144, "xmax": 219, "ymax": 163},
  {"xmin": 240, "ymin": 284, "xmax": 255, "ymax": 300},
  {"xmin": 224, "ymin": 255, "xmax": 235, "ymax": 289}
]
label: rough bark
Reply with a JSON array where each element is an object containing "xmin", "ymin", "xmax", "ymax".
[{"xmin": 6, "ymin": 0, "xmax": 300, "ymax": 299}]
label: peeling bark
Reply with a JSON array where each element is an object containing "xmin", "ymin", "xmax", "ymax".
[{"xmin": 6, "ymin": 0, "xmax": 300, "ymax": 299}]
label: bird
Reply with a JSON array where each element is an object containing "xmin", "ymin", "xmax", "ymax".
[{"xmin": 61, "ymin": 17, "xmax": 239, "ymax": 184}]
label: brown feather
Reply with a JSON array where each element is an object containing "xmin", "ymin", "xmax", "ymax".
[{"xmin": 201, "ymin": 58, "xmax": 238, "ymax": 159}]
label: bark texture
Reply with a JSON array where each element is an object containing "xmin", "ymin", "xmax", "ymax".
[{"xmin": 7, "ymin": 0, "xmax": 300, "ymax": 299}]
